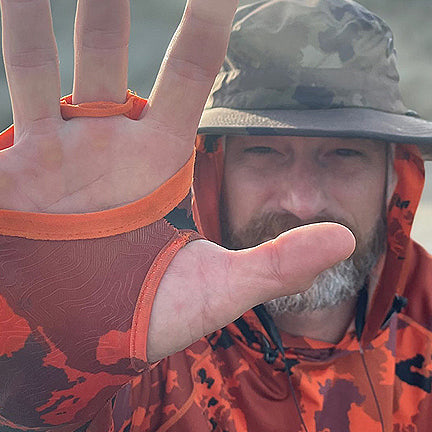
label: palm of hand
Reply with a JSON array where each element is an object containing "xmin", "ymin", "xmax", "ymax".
[{"xmin": 10, "ymin": 115, "xmax": 193, "ymax": 213}]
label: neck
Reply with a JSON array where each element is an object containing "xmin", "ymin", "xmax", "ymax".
[{"xmin": 272, "ymin": 297, "xmax": 357, "ymax": 344}]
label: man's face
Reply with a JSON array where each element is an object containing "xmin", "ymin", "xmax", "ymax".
[{"xmin": 221, "ymin": 136, "xmax": 389, "ymax": 314}]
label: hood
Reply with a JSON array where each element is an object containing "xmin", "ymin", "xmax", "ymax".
[{"xmin": 192, "ymin": 135, "xmax": 425, "ymax": 346}]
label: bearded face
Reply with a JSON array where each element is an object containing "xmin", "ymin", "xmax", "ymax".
[
  {"xmin": 220, "ymin": 136, "xmax": 389, "ymax": 317},
  {"xmin": 221, "ymin": 208, "xmax": 387, "ymax": 315}
]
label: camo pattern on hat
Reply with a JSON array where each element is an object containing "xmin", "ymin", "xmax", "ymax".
[{"xmin": 199, "ymin": 0, "xmax": 432, "ymax": 159}]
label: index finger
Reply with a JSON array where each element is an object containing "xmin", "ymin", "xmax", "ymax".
[{"xmin": 145, "ymin": 0, "xmax": 238, "ymax": 145}]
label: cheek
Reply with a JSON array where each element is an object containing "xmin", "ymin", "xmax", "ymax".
[
  {"xmin": 222, "ymin": 168, "xmax": 273, "ymax": 232},
  {"xmin": 331, "ymin": 170, "xmax": 386, "ymax": 237}
]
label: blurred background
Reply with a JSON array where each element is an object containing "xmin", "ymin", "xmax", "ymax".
[{"xmin": 0, "ymin": 0, "xmax": 430, "ymax": 251}]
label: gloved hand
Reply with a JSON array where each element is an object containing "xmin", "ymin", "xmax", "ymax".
[{"xmin": 0, "ymin": 0, "xmax": 355, "ymax": 368}]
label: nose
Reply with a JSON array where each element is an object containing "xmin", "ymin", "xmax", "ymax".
[{"xmin": 277, "ymin": 160, "xmax": 328, "ymax": 221}]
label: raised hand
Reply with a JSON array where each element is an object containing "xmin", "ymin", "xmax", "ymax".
[
  {"xmin": 0, "ymin": 0, "xmax": 237, "ymax": 213},
  {"xmin": 0, "ymin": 0, "xmax": 355, "ymax": 366}
]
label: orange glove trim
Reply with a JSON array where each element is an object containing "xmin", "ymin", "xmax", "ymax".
[
  {"xmin": 60, "ymin": 90, "xmax": 147, "ymax": 120},
  {"xmin": 130, "ymin": 230, "xmax": 201, "ymax": 367},
  {"xmin": 0, "ymin": 151, "xmax": 195, "ymax": 240}
]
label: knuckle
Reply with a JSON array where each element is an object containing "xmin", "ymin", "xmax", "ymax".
[
  {"xmin": 165, "ymin": 55, "xmax": 218, "ymax": 83},
  {"xmin": 6, "ymin": 48, "xmax": 58, "ymax": 69},
  {"xmin": 187, "ymin": 0, "xmax": 239, "ymax": 27},
  {"xmin": 78, "ymin": 28, "xmax": 129, "ymax": 51},
  {"xmin": 268, "ymin": 242, "xmax": 288, "ymax": 287}
]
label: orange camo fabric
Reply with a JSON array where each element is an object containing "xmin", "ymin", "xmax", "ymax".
[
  {"xmin": 1, "ymin": 116, "xmax": 432, "ymax": 432},
  {"xmin": 118, "ymin": 306, "xmax": 432, "ymax": 432},
  {"xmin": 0, "ymin": 218, "xmax": 199, "ymax": 431},
  {"xmin": 107, "ymin": 142, "xmax": 432, "ymax": 432}
]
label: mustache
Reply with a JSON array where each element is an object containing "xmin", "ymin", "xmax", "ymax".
[{"xmin": 222, "ymin": 212, "xmax": 354, "ymax": 250}]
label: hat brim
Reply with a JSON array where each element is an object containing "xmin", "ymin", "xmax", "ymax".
[{"xmin": 198, "ymin": 107, "xmax": 432, "ymax": 160}]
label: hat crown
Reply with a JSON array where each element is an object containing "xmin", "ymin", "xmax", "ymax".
[{"xmin": 206, "ymin": 0, "xmax": 407, "ymax": 113}]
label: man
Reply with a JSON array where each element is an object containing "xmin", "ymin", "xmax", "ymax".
[{"xmin": 0, "ymin": 1, "xmax": 431, "ymax": 432}]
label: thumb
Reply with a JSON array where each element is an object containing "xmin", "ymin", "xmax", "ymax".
[
  {"xmin": 228, "ymin": 222, "xmax": 356, "ymax": 308},
  {"xmin": 147, "ymin": 222, "xmax": 355, "ymax": 362}
]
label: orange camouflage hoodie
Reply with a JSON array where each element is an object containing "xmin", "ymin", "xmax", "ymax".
[{"xmin": 1, "ymin": 99, "xmax": 432, "ymax": 432}]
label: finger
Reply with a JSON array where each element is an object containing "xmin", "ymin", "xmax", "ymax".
[
  {"xmin": 72, "ymin": 0, "xmax": 130, "ymax": 104},
  {"xmin": 145, "ymin": 0, "xmax": 238, "ymax": 147},
  {"xmin": 1, "ymin": 0, "xmax": 61, "ymax": 134}
]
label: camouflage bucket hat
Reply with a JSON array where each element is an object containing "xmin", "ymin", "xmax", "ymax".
[{"xmin": 198, "ymin": 0, "xmax": 432, "ymax": 160}]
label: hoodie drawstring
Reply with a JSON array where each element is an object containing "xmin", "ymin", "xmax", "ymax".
[
  {"xmin": 254, "ymin": 287, "xmax": 407, "ymax": 432},
  {"xmin": 254, "ymin": 305, "xmax": 310, "ymax": 432}
]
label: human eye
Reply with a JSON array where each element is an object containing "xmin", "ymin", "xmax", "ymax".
[
  {"xmin": 332, "ymin": 148, "xmax": 364, "ymax": 158},
  {"xmin": 244, "ymin": 146, "xmax": 279, "ymax": 155}
]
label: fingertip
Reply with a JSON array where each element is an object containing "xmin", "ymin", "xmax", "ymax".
[
  {"xmin": 276, "ymin": 222, "xmax": 356, "ymax": 266},
  {"xmin": 314, "ymin": 222, "xmax": 356, "ymax": 259}
]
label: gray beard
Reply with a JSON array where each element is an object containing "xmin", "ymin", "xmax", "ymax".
[
  {"xmin": 264, "ymin": 249, "xmax": 378, "ymax": 316},
  {"xmin": 220, "ymin": 201, "xmax": 387, "ymax": 317}
]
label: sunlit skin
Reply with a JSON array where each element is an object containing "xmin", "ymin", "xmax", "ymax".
[{"xmin": 222, "ymin": 135, "xmax": 388, "ymax": 343}]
